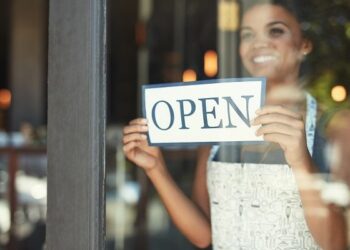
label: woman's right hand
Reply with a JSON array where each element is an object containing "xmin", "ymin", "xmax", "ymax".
[{"xmin": 123, "ymin": 118, "xmax": 163, "ymax": 172}]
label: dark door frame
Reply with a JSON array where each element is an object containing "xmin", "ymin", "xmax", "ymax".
[{"xmin": 47, "ymin": 0, "xmax": 106, "ymax": 249}]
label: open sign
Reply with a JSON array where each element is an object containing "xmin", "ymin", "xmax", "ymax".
[{"xmin": 142, "ymin": 78, "xmax": 266, "ymax": 146}]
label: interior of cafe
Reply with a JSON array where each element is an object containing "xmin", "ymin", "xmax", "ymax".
[{"xmin": 1, "ymin": 0, "xmax": 350, "ymax": 249}]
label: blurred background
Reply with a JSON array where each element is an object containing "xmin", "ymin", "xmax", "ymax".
[{"xmin": 1, "ymin": 0, "xmax": 350, "ymax": 249}]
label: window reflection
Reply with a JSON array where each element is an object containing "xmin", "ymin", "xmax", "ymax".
[{"xmin": 107, "ymin": 0, "xmax": 350, "ymax": 250}]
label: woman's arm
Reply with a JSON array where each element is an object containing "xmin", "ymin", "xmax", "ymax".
[
  {"xmin": 192, "ymin": 146, "xmax": 211, "ymax": 219},
  {"xmin": 253, "ymin": 106, "xmax": 347, "ymax": 250},
  {"xmin": 123, "ymin": 118, "xmax": 212, "ymax": 248},
  {"xmin": 291, "ymin": 156, "xmax": 347, "ymax": 250}
]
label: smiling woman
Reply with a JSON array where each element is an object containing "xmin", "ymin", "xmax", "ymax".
[
  {"xmin": 207, "ymin": 2, "xmax": 346, "ymax": 249},
  {"xmin": 121, "ymin": 1, "xmax": 347, "ymax": 250},
  {"xmin": 239, "ymin": 2, "xmax": 312, "ymax": 91}
]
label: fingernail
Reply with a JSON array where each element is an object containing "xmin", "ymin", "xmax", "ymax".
[
  {"xmin": 255, "ymin": 108, "xmax": 261, "ymax": 114},
  {"xmin": 142, "ymin": 125, "xmax": 148, "ymax": 130},
  {"xmin": 141, "ymin": 134, "xmax": 147, "ymax": 139},
  {"xmin": 250, "ymin": 119, "xmax": 256, "ymax": 126}
]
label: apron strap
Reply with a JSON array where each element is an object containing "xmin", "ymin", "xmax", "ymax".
[{"xmin": 305, "ymin": 92, "xmax": 317, "ymax": 156}]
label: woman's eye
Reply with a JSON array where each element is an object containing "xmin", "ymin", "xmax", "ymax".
[
  {"xmin": 269, "ymin": 27, "xmax": 285, "ymax": 37},
  {"xmin": 240, "ymin": 32, "xmax": 254, "ymax": 41}
]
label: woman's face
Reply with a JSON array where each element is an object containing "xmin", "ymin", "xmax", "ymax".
[{"xmin": 239, "ymin": 4, "xmax": 311, "ymax": 86}]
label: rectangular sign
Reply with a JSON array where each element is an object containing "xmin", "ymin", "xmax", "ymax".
[{"xmin": 142, "ymin": 78, "xmax": 266, "ymax": 146}]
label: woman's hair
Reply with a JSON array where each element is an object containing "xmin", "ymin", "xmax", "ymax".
[{"xmin": 241, "ymin": 0, "xmax": 313, "ymax": 39}]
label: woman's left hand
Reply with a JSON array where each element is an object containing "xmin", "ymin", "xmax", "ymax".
[{"xmin": 252, "ymin": 105, "xmax": 311, "ymax": 169}]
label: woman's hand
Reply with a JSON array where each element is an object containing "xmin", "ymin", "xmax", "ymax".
[
  {"xmin": 252, "ymin": 105, "xmax": 311, "ymax": 169},
  {"xmin": 123, "ymin": 118, "xmax": 163, "ymax": 172}
]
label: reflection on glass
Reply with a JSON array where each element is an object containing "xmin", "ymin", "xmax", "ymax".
[
  {"xmin": 0, "ymin": 141, "xmax": 46, "ymax": 250},
  {"xmin": 204, "ymin": 50, "xmax": 218, "ymax": 78},
  {"xmin": 14, "ymin": 153, "xmax": 47, "ymax": 249},
  {"xmin": 182, "ymin": 69, "xmax": 197, "ymax": 82},
  {"xmin": 0, "ymin": 89, "xmax": 11, "ymax": 110},
  {"xmin": 0, "ymin": 158, "xmax": 10, "ymax": 246},
  {"xmin": 331, "ymin": 85, "xmax": 347, "ymax": 102},
  {"xmin": 107, "ymin": 0, "xmax": 350, "ymax": 249}
]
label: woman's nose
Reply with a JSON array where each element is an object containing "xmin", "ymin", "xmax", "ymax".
[{"xmin": 252, "ymin": 36, "xmax": 270, "ymax": 49}]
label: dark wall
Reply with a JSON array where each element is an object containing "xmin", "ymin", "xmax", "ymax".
[
  {"xmin": 0, "ymin": 0, "xmax": 9, "ymax": 129},
  {"xmin": 107, "ymin": 0, "xmax": 216, "ymax": 124},
  {"xmin": 0, "ymin": 0, "xmax": 9, "ymax": 89},
  {"xmin": 8, "ymin": 0, "xmax": 47, "ymax": 130}
]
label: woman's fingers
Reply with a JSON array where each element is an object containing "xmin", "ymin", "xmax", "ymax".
[
  {"xmin": 121, "ymin": 118, "xmax": 162, "ymax": 170},
  {"xmin": 252, "ymin": 106, "xmax": 304, "ymax": 137},
  {"xmin": 254, "ymin": 108, "xmax": 305, "ymax": 144},
  {"xmin": 256, "ymin": 105, "xmax": 302, "ymax": 119},
  {"xmin": 122, "ymin": 118, "xmax": 148, "ymax": 155},
  {"xmin": 129, "ymin": 118, "xmax": 147, "ymax": 125},
  {"xmin": 123, "ymin": 140, "xmax": 141, "ymax": 153},
  {"xmin": 123, "ymin": 133, "xmax": 147, "ymax": 144},
  {"xmin": 123, "ymin": 118, "xmax": 148, "ymax": 135},
  {"xmin": 253, "ymin": 112, "xmax": 304, "ymax": 129},
  {"xmin": 256, "ymin": 123, "xmax": 302, "ymax": 137},
  {"xmin": 123, "ymin": 123, "xmax": 148, "ymax": 135},
  {"xmin": 123, "ymin": 137, "xmax": 159, "ymax": 170},
  {"xmin": 253, "ymin": 106, "xmax": 311, "ymax": 167},
  {"xmin": 123, "ymin": 118, "xmax": 149, "ymax": 151},
  {"xmin": 253, "ymin": 105, "xmax": 305, "ymax": 143}
]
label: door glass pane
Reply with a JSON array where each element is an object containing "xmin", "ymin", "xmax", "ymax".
[
  {"xmin": 106, "ymin": 1, "xmax": 350, "ymax": 249},
  {"xmin": 0, "ymin": 0, "xmax": 48, "ymax": 249}
]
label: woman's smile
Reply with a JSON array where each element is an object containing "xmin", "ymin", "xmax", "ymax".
[{"xmin": 252, "ymin": 54, "xmax": 278, "ymax": 64}]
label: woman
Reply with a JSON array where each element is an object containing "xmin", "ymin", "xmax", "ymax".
[{"xmin": 123, "ymin": 1, "xmax": 346, "ymax": 249}]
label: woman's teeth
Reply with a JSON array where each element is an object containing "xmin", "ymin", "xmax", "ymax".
[{"xmin": 253, "ymin": 55, "xmax": 276, "ymax": 63}]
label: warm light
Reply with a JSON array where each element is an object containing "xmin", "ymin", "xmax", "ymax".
[
  {"xmin": 218, "ymin": 0, "xmax": 240, "ymax": 31},
  {"xmin": 182, "ymin": 69, "xmax": 197, "ymax": 82},
  {"xmin": 204, "ymin": 50, "xmax": 218, "ymax": 77},
  {"xmin": 331, "ymin": 85, "xmax": 347, "ymax": 102},
  {"xmin": 0, "ymin": 89, "xmax": 11, "ymax": 109}
]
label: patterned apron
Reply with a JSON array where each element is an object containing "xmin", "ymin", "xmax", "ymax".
[{"xmin": 207, "ymin": 94, "xmax": 322, "ymax": 250}]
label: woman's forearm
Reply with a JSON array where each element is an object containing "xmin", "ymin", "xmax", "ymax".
[
  {"xmin": 146, "ymin": 163, "xmax": 212, "ymax": 248},
  {"xmin": 292, "ymin": 157, "xmax": 347, "ymax": 250}
]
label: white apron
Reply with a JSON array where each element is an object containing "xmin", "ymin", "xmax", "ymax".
[{"xmin": 207, "ymin": 94, "xmax": 322, "ymax": 250}]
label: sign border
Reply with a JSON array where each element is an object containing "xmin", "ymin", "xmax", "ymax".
[{"xmin": 142, "ymin": 77, "xmax": 266, "ymax": 147}]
